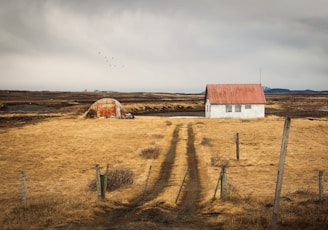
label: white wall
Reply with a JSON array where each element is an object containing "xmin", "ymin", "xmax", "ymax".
[
  {"xmin": 205, "ymin": 100, "xmax": 265, "ymax": 118},
  {"xmin": 205, "ymin": 99, "xmax": 211, "ymax": 118}
]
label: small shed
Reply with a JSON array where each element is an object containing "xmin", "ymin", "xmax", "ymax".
[
  {"xmin": 205, "ymin": 84, "xmax": 266, "ymax": 118},
  {"xmin": 83, "ymin": 98, "xmax": 126, "ymax": 118}
]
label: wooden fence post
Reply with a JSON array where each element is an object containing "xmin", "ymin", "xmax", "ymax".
[
  {"xmin": 213, "ymin": 171, "xmax": 221, "ymax": 200},
  {"xmin": 21, "ymin": 171, "xmax": 27, "ymax": 206},
  {"xmin": 234, "ymin": 133, "xmax": 240, "ymax": 160},
  {"xmin": 270, "ymin": 117, "xmax": 291, "ymax": 230},
  {"xmin": 220, "ymin": 165, "xmax": 228, "ymax": 199},
  {"xmin": 101, "ymin": 164, "xmax": 109, "ymax": 200},
  {"xmin": 95, "ymin": 164, "xmax": 101, "ymax": 199},
  {"xmin": 319, "ymin": 171, "xmax": 324, "ymax": 203},
  {"xmin": 144, "ymin": 165, "xmax": 152, "ymax": 196},
  {"xmin": 175, "ymin": 168, "xmax": 188, "ymax": 204}
]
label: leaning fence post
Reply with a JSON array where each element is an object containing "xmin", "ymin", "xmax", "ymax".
[
  {"xmin": 213, "ymin": 171, "xmax": 221, "ymax": 200},
  {"xmin": 319, "ymin": 171, "xmax": 324, "ymax": 203},
  {"xmin": 96, "ymin": 164, "xmax": 101, "ymax": 199},
  {"xmin": 175, "ymin": 168, "xmax": 188, "ymax": 204},
  {"xmin": 21, "ymin": 171, "xmax": 27, "ymax": 206},
  {"xmin": 220, "ymin": 165, "xmax": 228, "ymax": 199},
  {"xmin": 270, "ymin": 117, "xmax": 291, "ymax": 230},
  {"xmin": 144, "ymin": 165, "xmax": 152, "ymax": 196}
]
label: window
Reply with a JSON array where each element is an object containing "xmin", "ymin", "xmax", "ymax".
[
  {"xmin": 235, "ymin": 105, "xmax": 241, "ymax": 112},
  {"xmin": 226, "ymin": 105, "xmax": 232, "ymax": 112},
  {"xmin": 245, "ymin": 104, "xmax": 252, "ymax": 109}
]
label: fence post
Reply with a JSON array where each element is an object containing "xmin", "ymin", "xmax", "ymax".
[
  {"xmin": 213, "ymin": 171, "xmax": 221, "ymax": 200},
  {"xmin": 21, "ymin": 171, "xmax": 27, "ymax": 206},
  {"xmin": 175, "ymin": 168, "xmax": 188, "ymax": 204},
  {"xmin": 96, "ymin": 164, "xmax": 101, "ymax": 199},
  {"xmin": 270, "ymin": 117, "xmax": 291, "ymax": 230},
  {"xmin": 144, "ymin": 165, "xmax": 152, "ymax": 196},
  {"xmin": 319, "ymin": 171, "xmax": 324, "ymax": 203},
  {"xmin": 100, "ymin": 174, "xmax": 105, "ymax": 199},
  {"xmin": 100, "ymin": 164, "xmax": 109, "ymax": 200},
  {"xmin": 234, "ymin": 133, "xmax": 240, "ymax": 160},
  {"xmin": 220, "ymin": 165, "xmax": 228, "ymax": 199}
]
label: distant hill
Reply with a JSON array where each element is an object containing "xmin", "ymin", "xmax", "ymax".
[
  {"xmin": 263, "ymin": 86, "xmax": 327, "ymax": 94},
  {"xmin": 264, "ymin": 88, "xmax": 290, "ymax": 93}
]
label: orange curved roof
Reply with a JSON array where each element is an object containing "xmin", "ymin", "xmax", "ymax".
[{"xmin": 88, "ymin": 98, "xmax": 126, "ymax": 118}]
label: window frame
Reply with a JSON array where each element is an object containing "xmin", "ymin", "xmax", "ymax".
[
  {"xmin": 235, "ymin": 104, "xmax": 242, "ymax": 112},
  {"xmin": 225, "ymin": 105, "xmax": 232, "ymax": 112}
]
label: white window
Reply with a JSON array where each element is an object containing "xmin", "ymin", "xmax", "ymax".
[
  {"xmin": 245, "ymin": 104, "xmax": 252, "ymax": 109},
  {"xmin": 226, "ymin": 105, "xmax": 232, "ymax": 112},
  {"xmin": 235, "ymin": 105, "xmax": 241, "ymax": 112}
]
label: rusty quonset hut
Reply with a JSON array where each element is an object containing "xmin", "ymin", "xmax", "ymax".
[{"xmin": 84, "ymin": 98, "xmax": 126, "ymax": 118}]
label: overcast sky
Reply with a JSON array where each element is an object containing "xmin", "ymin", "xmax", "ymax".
[{"xmin": 0, "ymin": 0, "xmax": 327, "ymax": 93}]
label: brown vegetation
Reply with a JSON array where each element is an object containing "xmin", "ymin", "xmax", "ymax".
[
  {"xmin": 0, "ymin": 91, "xmax": 327, "ymax": 229},
  {"xmin": 88, "ymin": 168, "xmax": 134, "ymax": 192},
  {"xmin": 140, "ymin": 146, "xmax": 161, "ymax": 159}
]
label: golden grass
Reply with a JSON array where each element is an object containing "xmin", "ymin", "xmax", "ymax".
[{"xmin": 0, "ymin": 115, "xmax": 327, "ymax": 229}]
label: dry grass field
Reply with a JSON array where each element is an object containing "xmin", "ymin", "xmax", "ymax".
[{"xmin": 0, "ymin": 91, "xmax": 327, "ymax": 229}]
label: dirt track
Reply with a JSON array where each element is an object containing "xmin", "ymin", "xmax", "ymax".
[{"xmin": 61, "ymin": 123, "xmax": 205, "ymax": 229}]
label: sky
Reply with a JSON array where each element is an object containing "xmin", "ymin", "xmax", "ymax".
[{"xmin": 0, "ymin": 0, "xmax": 327, "ymax": 93}]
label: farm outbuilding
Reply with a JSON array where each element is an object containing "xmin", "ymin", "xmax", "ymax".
[
  {"xmin": 83, "ymin": 98, "xmax": 126, "ymax": 118},
  {"xmin": 205, "ymin": 84, "xmax": 266, "ymax": 118}
]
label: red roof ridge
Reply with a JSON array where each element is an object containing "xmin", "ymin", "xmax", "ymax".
[{"xmin": 206, "ymin": 84, "xmax": 266, "ymax": 104}]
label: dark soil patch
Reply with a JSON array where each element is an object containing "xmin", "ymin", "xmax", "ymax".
[
  {"xmin": 0, "ymin": 115, "xmax": 57, "ymax": 128},
  {"xmin": 3, "ymin": 104, "xmax": 55, "ymax": 112}
]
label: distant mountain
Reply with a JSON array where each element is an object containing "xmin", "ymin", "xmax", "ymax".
[
  {"xmin": 263, "ymin": 86, "xmax": 327, "ymax": 94},
  {"xmin": 264, "ymin": 88, "xmax": 290, "ymax": 93}
]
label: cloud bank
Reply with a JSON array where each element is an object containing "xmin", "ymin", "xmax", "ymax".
[{"xmin": 0, "ymin": 0, "xmax": 327, "ymax": 92}]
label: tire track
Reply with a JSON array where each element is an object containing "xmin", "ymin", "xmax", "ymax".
[
  {"xmin": 173, "ymin": 123, "xmax": 203, "ymax": 228},
  {"xmin": 179, "ymin": 123, "xmax": 201, "ymax": 212},
  {"xmin": 135, "ymin": 124, "xmax": 182, "ymax": 204}
]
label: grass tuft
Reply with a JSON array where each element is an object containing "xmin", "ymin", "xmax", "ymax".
[
  {"xmin": 140, "ymin": 146, "xmax": 160, "ymax": 159},
  {"xmin": 165, "ymin": 121, "xmax": 172, "ymax": 126},
  {"xmin": 201, "ymin": 137, "xmax": 213, "ymax": 147},
  {"xmin": 210, "ymin": 155, "xmax": 229, "ymax": 167},
  {"xmin": 89, "ymin": 168, "xmax": 134, "ymax": 191}
]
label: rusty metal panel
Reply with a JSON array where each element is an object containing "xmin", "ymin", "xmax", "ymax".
[{"xmin": 88, "ymin": 98, "xmax": 126, "ymax": 118}]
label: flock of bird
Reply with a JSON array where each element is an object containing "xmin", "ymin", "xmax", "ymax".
[{"xmin": 98, "ymin": 51, "xmax": 125, "ymax": 69}]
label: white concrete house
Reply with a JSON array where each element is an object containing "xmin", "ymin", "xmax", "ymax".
[{"xmin": 205, "ymin": 84, "xmax": 266, "ymax": 118}]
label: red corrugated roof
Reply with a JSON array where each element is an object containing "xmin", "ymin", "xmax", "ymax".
[{"xmin": 206, "ymin": 84, "xmax": 266, "ymax": 104}]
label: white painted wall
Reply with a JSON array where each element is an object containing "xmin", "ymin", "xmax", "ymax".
[{"xmin": 205, "ymin": 100, "xmax": 265, "ymax": 118}]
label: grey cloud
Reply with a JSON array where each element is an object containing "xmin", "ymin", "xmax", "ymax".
[{"xmin": 0, "ymin": 0, "xmax": 327, "ymax": 92}]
